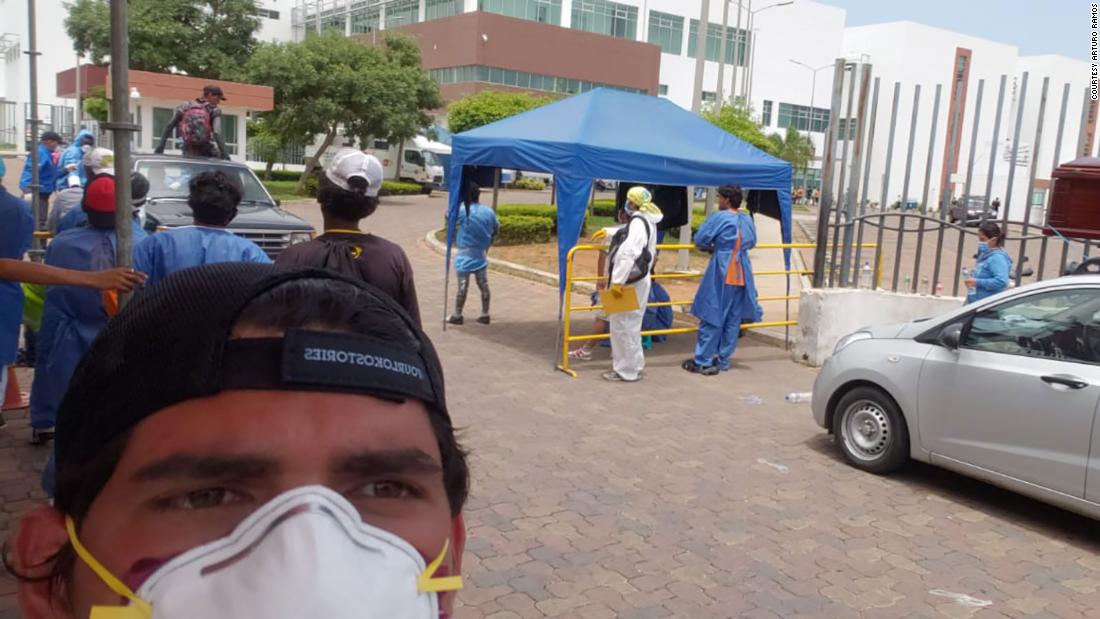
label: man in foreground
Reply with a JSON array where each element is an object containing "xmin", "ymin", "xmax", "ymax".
[{"xmin": 7, "ymin": 263, "xmax": 469, "ymax": 618}]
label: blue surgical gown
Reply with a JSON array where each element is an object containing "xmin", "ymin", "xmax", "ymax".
[
  {"xmin": 454, "ymin": 203, "xmax": 499, "ymax": 273},
  {"xmin": 30, "ymin": 224, "xmax": 149, "ymax": 429},
  {"xmin": 133, "ymin": 226, "xmax": 272, "ymax": 288},
  {"xmin": 0, "ymin": 188, "xmax": 34, "ymax": 365},
  {"xmin": 691, "ymin": 210, "xmax": 762, "ymax": 328}
]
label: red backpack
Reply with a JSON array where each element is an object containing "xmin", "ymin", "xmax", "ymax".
[{"xmin": 180, "ymin": 101, "xmax": 213, "ymax": 147}]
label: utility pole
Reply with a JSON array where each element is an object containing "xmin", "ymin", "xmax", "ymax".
[
  {"xmin": 680, "ymin": 0, "xmax": 710, "ymax": 271},
  {"xmin": 25, "ymin": 0, "xmax": 44, "ymax": 257},
  {"xmin": 108, "ymin": 0, "xmax": 139, "ymax": 306},
  {"xmin": 716, "ymin": 0, "xmax": 730, "ymax": 102},
  {"xmin": 732, "ymin": 0, "xmax": 743, "ymax": 105}
]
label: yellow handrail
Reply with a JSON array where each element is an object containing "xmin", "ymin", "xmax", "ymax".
[{"xmin": 557, "ymin": 241, "xmax": 876, "ymax": 377}]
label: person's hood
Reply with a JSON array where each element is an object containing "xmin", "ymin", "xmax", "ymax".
[{"xmin": 73, "ymin": 129, "xmax": 95, "ymax": 146}]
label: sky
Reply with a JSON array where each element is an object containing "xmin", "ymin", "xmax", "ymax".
[{"xmin": 818, "ymin": 0, "xmax": 1087, "ymax": 61}]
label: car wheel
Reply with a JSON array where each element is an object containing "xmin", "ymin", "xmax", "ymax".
[{"xmin": 832, "ymin": 386, "xmax": 909, "ymax": 474}]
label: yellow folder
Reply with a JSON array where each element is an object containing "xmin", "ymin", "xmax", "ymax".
[{"xmin": 600, "ymin": 287, "xmax": 640, "ymax": 314}]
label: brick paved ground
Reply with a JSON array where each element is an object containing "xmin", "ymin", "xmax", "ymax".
[{"xmin": 2, "ymin": 193, "xmax": 1099, "ymax": 618}]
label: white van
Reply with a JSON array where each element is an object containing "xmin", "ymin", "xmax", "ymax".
[{"xmin": 365, "ymin": 138, "xmax": 446, "ymax": 194}]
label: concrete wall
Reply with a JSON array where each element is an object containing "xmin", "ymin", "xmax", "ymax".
[{"xmin": 795, "ymin": 287, "xmax": 964, "ymax": 367}]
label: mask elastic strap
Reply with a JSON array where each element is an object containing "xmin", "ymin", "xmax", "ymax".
[
  {"xmin": 416, "ymin": 539, "xmax": 464, "ymax": 594},
  {"xmin": 65, "ymin": 517, "xmax": 153, "ymax": 619}
]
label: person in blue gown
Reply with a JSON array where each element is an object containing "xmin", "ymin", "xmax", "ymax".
[
  {"xmin": 684, "ymin": 185, "xmax": 762, "ymax": 375},
  {"xmin": 0, "ymin": 157, "xmax": 34, "ymax": 430},
  {"xmin": 31, "ymin": 173, "xmax": 148, "ymax": 452},
  {"xmin": 448, "ymin": 181, "xmax": 499, "ymax": 325},
  {"xmin": 133, "ymin": 170, "xmax": 270, "ymax": 288}
]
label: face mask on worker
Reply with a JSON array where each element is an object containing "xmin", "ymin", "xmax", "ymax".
[
  {"xmin": 82, "ymin": 145, "xmax": 92, "ymax": 154},
  {"xmin": 978, "ymin": 241, "xmax": 988, "ymax": 254},
  {"xmin": 66, "ymin": 485, "xmax": 463, "ymax": 619}
]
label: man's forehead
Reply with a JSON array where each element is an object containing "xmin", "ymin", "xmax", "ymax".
[{"xmin": 116, "ymin": 390, "xmax": 441, "ymax": 467}]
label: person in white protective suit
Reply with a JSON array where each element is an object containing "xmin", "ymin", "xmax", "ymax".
[{"xmin": 599, "ymin": 186, "xmax": 662, "ymax": 382}]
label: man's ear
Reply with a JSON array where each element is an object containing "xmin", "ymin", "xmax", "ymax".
[
  {"xmin": 10, "ymin": 505, "xmax": 69, "ymax": 619},
  {"xmin": 449, "ymin": 514, "xmax": 466, "ymax": 576}
]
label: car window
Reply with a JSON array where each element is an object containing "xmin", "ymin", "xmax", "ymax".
[
  {"xmin": 964, "ymin": 288, "xmax": 1100, "ymax": 363},
  {"xmin": 137, "ymin": 160, "xmax": 273, "ymax": 205},
  {"xmin": 404, "ymin": 150, "xmax": 424, "ymax": 166}
]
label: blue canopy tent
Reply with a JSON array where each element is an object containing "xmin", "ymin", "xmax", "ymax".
[{"xmin": 445, "ymin": 88, "xmax": 794, "ymax": 319}]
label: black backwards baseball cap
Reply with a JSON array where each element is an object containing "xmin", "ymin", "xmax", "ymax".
[{"xmin": 54, "ymin": 262, "xmax": 448, "ymax": 480}]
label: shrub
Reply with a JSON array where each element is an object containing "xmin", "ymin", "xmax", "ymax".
[
  {"xmin": 496, "ymin": 204, "xmax": 555, "ymax": 232},
  {"xmin": 497, "ymin": 215, "xmax": 553, "ymax": 245},
  {"xmin": 380, "ymin": 180, "xmax": 424, "ymax": 196},
  {"xmin": 591, "ymin": 198, "xmax": 616, "ymax": 217},
  {"xmin": 252, "ymin": 169, "xmax": 304, "ymax": 182},
  {"xmin": 507, "ymin": 177, "xmax": 546, "ymax": 190}
]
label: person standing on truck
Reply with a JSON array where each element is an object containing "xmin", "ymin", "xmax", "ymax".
[{"xmin": 153, "ymin": 85, "xmax": 230, "ymax": 160}]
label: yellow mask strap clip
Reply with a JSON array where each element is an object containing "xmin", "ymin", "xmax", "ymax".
[
  {"xmin": 65, "ymin": 516, "xmax": 153, "ymax": 619},
  {"xmin": 416, "ymin": 539, "xmax": 464, "ymax": 594}
]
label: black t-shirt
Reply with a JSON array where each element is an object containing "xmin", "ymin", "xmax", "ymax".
[{"xmin": 275, "ymin": 232, "xmax": 421, "ymax": 326}]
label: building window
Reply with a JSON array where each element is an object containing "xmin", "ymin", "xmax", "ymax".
[
  {"xmin": 350, "ymin": 4, "xmax": 380, "ymax": 33},
  {"xmin": 426, "ymin": 0, "xmax": 463, "ymax": 20},
  {"xmin": 152, "ymin": 107, "xmax": 178, "ymax": 149},
  {"xmin": 478, "ymin": 0, "xmax": 562, "ymax": 25},
  {"xmin": 571, "ymin": 0, "xmax": 637, "ymax": 39},
  {"xmin": 257, "ymin": 7, "xmax": 280, "ymax": 20},
  {"xmin": 701, "ymin": 91, "xmax": 717, "ymax": 103},
  {"xmin": 687, "ymin": 20, "xmax": 748, "ymax": 65},
  {"xmin": 836, "ymin": 118, "xmax": 858, "ymax": 140},
  {"xmin": 429, "ymin": 65, "xmax": 645, "ymax": 95},
  {"xmin": 386, "ymin": 0, "xmax": 420, "ymax": 27},
  {"xmin": 792, "ymin": 167, "xmax": 822, "ymax": 190},
  {"xmin": 777, "ymin": 102, "xmax": 830, "ymax": 133},
  {"xmin": 762, "ymin": 100, "xmax": 772, "ymax": 126},
  {"xmin": 220, "ymin": 114, "xmax": 239, "ymax": 155},
  {"xmin": 658, "ymin": 84, "xmax": 668, "ymax": 96},
  {"xmin": 647, "ymin": 11, "xmax": 683, "ymax": 55}
]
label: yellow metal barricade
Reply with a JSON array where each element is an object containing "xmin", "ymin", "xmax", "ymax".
[{"xmin": 557, "ymin": 242, "xmax": 878, "ymax": 377}]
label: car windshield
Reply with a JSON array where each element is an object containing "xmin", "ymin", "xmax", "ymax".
[{"xmin": 136, "ymin": 160, "xmax": 274, "ymax": 205}]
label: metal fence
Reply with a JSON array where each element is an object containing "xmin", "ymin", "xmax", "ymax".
[
  {"xmin": 812, "ymin": 59, "xmax": 1097, "ymax": 296},
  {"xmin": 246, "ymin": 141, "xmax": 306, "ymax": 166},
  {"xmin": 0, "ymin": 103, "xmax": 77, "ymax": 151}
]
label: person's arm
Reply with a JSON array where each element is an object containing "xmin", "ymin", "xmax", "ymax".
[
  {"xmin": 693, "ymin": 214, "xmax": 717, "ymax": 251},
  {"xmin": 0, "ymin": 259, "xmax": 145, "ymax": 290},
  {"xmin": 975, "ymin": 253, "xmax": 1011, "ymax": 293},
  {"xmin": 154, "ymin": 109, "xmax": 184, "ymax": 153},
  {"xmin": 596, "ymin": 250, "xmax": 608, "ymax": 289}
]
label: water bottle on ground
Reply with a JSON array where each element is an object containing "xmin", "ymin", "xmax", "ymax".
[
  {"xmin": 785, "ymin": 392, "xmax": 812, "ymax": 403},
  {"xmin": 859, "ymin": 262, "xmax": 873, "ymax": 289}
]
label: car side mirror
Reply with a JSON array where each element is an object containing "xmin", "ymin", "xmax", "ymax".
[
  {"xmin": 939, "ymin": 323, "xmax": 963, "ymax": 350},
  {"xmin": 274, "ymin": 198, "xmax": 282, "ymax": 208}
]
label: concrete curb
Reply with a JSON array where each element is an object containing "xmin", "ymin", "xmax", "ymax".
[{"xmin": 425, "ymin": 228, "xmax": 795, "ymax": 349}]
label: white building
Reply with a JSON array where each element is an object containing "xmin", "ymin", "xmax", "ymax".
[{"xmin": 842, "ymin": 21, "xmax": 1093, "ymax": 222}]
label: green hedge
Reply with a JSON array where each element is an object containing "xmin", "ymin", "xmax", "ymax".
[
  {"xmin": 496, "ymin": 204, "xmax": 556, "ymax": 232},
  {"xmin": 262, "ymin": 178, "xmax": 422, "ymax": 199},
  {"xmin": 497, "ymin": 215, "xmax": 553, "ymax": 245},
  {"xmin": 507, "ymin": 177, "xmax": 546, "ymax": 190},
  {"xmin": 591, "ymin": 198, "xmax": 616, "ymax": 217},
  {"xmin": 252, "ymin": 169, "xmax": 303, "ymax": 182},
  {"xmin": 381, "ymin": 180, "xmax": 424, "ymax": 196}
]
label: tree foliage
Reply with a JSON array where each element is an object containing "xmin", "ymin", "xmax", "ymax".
[
  {"xmin": 767, "ymin": 126, "xmax": 816, "ymax": 171},
  {"xmin": 64, "ymin": 0, "xmax": 261, "ymax": 79},
  {"xmin": 703, "ymin": 101, "xmax": 777, "ymax": 157},
  {"xmin": 447, "ymin": 90, "xmax": 552, "ymax": 135},
  {"xmin": 244, "ymin": 32, "xmax": 443, "ymax": 192}
]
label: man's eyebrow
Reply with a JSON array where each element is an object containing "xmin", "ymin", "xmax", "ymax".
[
  {"xmin": 334, "ymin": 449, "xmax": 443, "ymax": 477},
  {"xmin": 132, "ymin": 454, "xmax": 279, "ymax": 483}
]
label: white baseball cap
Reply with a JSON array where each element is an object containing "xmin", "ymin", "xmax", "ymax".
[
  {"xmin": 83, "ymin": 147, "xmax": 116, "ymax": 176},
  {"xmin": 325, "ymin": 148, "xmax": 384, "ymax": 198}
]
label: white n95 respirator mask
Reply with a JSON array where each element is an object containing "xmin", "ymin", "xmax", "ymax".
[{"xmin": 66, "ymin": 485, "xmax": 463, "ymax": 619}]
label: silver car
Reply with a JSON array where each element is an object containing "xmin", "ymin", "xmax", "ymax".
[{"xmin": 813, "ymin": 274, "xmax": 1100, "ymax": 519}]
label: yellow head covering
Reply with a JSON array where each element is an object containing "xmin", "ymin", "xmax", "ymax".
[{"xmin": 625, "ymin": 186, "xmax": 662, "ymax": 217}]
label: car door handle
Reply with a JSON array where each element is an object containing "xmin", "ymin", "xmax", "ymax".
[{"xmin": 1040, "ymin": 374, "xmax": 1090, "ymax": 389}]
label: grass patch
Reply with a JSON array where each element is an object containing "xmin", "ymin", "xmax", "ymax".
[{"xmin": 262, "ymin": 180, "xmax": 305, "ymax": 201}]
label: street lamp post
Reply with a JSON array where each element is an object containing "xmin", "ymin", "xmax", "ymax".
[
  {"xmin": 737, "ymin": 0, "xmax": 793, "ymax": 103},
  {"xmin": 789, "ymin": 59, "xmax": 832, "ymax": 201}
]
